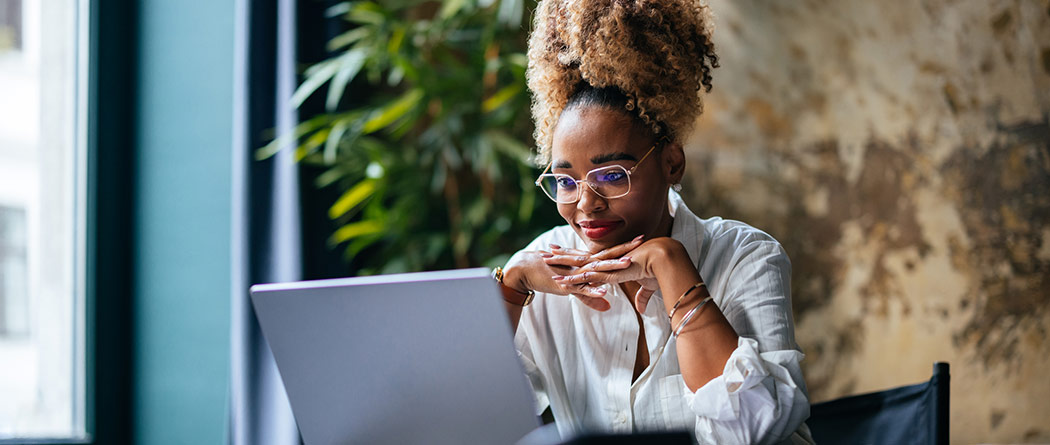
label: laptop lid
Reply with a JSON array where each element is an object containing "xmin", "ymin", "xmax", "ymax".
[{"xmin": 250, "ymin": 268, "xmax": 541, "ymax": 445}]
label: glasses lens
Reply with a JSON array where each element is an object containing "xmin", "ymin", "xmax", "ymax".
[
  {"xmin": 587, "ymin": 165, "xmax": 630, "ymax": 198},
  {"xmin": 540, "ymin": 175, "xmax": 578, "ymax": 203}
]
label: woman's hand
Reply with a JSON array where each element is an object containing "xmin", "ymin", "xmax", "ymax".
[
  {"xmin": 545, "ymin": 237, "xmax": 687, "ymax": 313},
  {"xmin": 502, "ymin": 246, "xmax": 635, "ymax": 311}
]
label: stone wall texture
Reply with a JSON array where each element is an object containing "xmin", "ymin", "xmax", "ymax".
[{"xmin": 685, "ymin": 0, "xmax": 1050, "ymax": 442}]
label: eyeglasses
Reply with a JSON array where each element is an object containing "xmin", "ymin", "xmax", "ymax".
[{"xmin": 534, "ymin": 143, "xmax": 658, "ymax": 204}]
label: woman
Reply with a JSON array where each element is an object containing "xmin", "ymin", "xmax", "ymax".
[{"xmin": 492, "ymin": 1, "xmax": 813, "ymax": 443}]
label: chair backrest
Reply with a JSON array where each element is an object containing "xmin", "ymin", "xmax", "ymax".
[{"xmin": 808, "ymin": 362, "xmax": 949, "ymax": 445}]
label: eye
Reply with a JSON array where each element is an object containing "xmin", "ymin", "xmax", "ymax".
[
  {"xmin": 555, "ymin": 176, "xmax": 577, "ymax": 188},
  {"xmin": 595, "ymin": 169, "xmax": 627, "ymax": 183}
]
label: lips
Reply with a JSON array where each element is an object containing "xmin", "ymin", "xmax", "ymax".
[{"xmin": 577, "ymin": 219, "xmax": 623, "ymax": 239}]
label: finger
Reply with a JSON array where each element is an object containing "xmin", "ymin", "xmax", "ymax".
[
  {"xmin": 549, "ymin": 244, "xmax": 591, "ymax": 257},
  {"xmin": 634, "ymin": 286, "xmax": 656, "ymax": 314},
  {"xmin": 543, "ymin": 253, "xmax": 595, "ymax": 268},
  {"xmin": 572, "ymin": 292, "xmax": 611, "ymax": 312},
  {"xmin": 591, "ymin": 234, "xmax": 645, "ymax": 260},
  {"xmin": 553, "ymin": 280, "xmax": 606, "ymax": 297},
  {"xmin": 581, "ymin": 257, "xmax": 633, "ymax": 272},
  {"xmin": 554, "ymin": 271, "xmax": 614, "ymax": 285}
]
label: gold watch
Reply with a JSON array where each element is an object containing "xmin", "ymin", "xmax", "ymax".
[{"xmin": 492, "ymin": 266, "xmax": 535, "ymax": 307}]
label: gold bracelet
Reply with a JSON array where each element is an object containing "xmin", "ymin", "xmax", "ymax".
[
  {"xmin": 492, "ymin": 266, "xmax": 535, "ymax": 307},
  {"xmin": 668, "ymin": 281, "xmax": 705, "ymax": 320}
]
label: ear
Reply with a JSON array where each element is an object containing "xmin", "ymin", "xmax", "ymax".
[{"xmin": 662, "ymin": 141, "xmax": 686, "ymax": 185}]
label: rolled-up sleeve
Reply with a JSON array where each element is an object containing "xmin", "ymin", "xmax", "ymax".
[
  {"xmin": 682, "ymin": 338, "xmax": 810, "ymax": 444},
  {"xmin": 683, "ymin": 235, "xmax": 811, "ymax": 444}
]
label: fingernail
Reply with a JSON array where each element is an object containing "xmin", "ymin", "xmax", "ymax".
[
  {"xmin": 541, "ymin": 253, "xmax": 554, "ymax": 258},
  {"xmin": 550, "ymin": 244, "xmax": 561, "ymax": 249},
  {"xmin": 620, "ymin": 256, "xmax": 632, "ymax": 262},
  {"xmin": 552, "ymin": 275, "xmax": 563, "ymax": 281},
  {"xmin": 633, "ymin": 235, "xmax": 644, "ymax": 242}
]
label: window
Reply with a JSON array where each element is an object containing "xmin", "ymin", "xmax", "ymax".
[
  {"xmin": 0, "ymin": 0, "xmax": 86, "ymax": 439},
  {"xmin": 0, "ymin": 0, "xmax": 21, "ymax": 51}
]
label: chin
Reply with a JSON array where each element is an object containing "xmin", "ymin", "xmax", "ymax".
[
  {"xmin": 580, "ymin": 239, "xmax": 609, "ymax": 252},
  {"xmin": 574, "ymin": 229, "xmax": 629, "ymax": 252}
]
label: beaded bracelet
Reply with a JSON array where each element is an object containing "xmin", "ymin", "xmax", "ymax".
[
  {"xmin": 673, "ymin": 296, "xmax": 713, "ymax": 338},
  {"xmin": 668, "ymin": 282, "xmax": 705, "ymax": 320}
]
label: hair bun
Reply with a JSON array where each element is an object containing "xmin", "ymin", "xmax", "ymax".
[{"xmin": 527, "ymin": 0, "xmax": 719, "ymax": 163}]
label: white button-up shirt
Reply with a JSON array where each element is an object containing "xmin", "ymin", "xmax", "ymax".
[{"xmin": 511, "ymin": 191, "xmax": 814, "ymax": 444}]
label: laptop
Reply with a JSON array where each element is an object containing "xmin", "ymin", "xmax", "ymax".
[{"xmin": 250, "ymin": 268, "xmax": 542, "ymax": 445}]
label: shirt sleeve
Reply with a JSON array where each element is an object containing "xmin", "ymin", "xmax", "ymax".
[
  {"xmin": 683, "ymin": 239, "xmax": 812, "ymax": 444},
  {"xmin": 514, "ymin": 328, "xmax": 551, "ymax": 416},
  {"xmin": 682, "ymin": 338, "xmax": 810, "ymax": 444},
  {"xmin": 507, "ymin": 228, "xmax": 564, "ymax": 417}
]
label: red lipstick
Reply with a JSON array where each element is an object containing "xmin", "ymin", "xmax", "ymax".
[{"xmin": 578, "ymin": 219, "xmax": 622, "ymax": 239}]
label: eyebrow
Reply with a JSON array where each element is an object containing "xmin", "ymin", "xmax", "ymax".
[{"xmin": 552, "ymin": 151, "xmax": 639, "ymax": 170}]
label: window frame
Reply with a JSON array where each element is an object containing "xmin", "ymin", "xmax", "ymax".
[
  {"xmin": 0, "ymin": 0, "xmax": 126, "ymax": 442},
  {"xmin": 81, "ymin": 0, "xmax": 136, "ymax": 442}
]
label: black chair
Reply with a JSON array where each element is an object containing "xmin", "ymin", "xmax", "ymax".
[{"xmin": 808, "ymin": 362, "xmax": 949, "ymax": 445}]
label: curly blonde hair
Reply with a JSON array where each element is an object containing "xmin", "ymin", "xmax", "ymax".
[{"xmin": 527, "ymin": 0, "xmax": 719, "ymax": 163}]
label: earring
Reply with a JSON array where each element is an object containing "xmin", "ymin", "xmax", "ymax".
[{"xmin": 672, "ymin": 183, "xmax": 683, "ymax": 192}]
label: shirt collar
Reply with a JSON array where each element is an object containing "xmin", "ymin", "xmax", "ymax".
[{"xmin": 668, "ymin": 189, "xmax": 704, "ymax": 269}]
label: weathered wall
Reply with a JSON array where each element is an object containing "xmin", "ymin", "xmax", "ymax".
[{"xmin": 686, "ymin": 0, "xmax": 1050, "ymax": 442}]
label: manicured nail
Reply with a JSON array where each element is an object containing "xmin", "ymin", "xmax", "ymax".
[
  {"xmin": 620, "ymin": 256, "xmax": 632, "ymax": 262},
  {"xmin": 550, "ymin": 244, "xmax": 562, "ymax": 250},
  {"xmin": 552, "ymin": 275, "xmax": 564, "ymax": 281},
  {"xmin": 540, "ymin": 253, "xmax": 554, "ymax": 258},
  {"xmin": 633, "ymin": 235, "xmax": 644, "ymax": 242}
]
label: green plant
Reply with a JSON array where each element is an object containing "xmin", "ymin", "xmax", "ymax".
[{"xmin": 258, "ymin": 0, "xmax": 560, "ymax": 274}]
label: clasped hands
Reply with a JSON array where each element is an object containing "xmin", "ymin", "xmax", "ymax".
[{"xmin": 504, "ymin": 235, "xmax": 683, "ymax": 314}]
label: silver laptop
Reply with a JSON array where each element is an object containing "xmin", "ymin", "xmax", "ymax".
[{"xmin": 250, "ymin": 268, "xmax": 542, "ymax": 445}]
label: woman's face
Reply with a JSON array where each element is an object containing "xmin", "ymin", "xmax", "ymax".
[{"xmin": 549, "ymin": 105, "xmax": 683, "ymax": 252}]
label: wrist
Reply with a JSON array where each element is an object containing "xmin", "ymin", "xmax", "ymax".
[
  {"xmin": 501, "ymin": 265, "xmax": 529, "ymax": 295},
  {"xmin": 644, "ymin": 237, "xmax": 687, "ymax": 273},
  {"xmin": 667, "ymin": 282, "xmax": 707, "ymax": 320},
  {"xmin": 649, "ymin": 241, "xmax": 705, "ymax": 314},
  {"xmin": 496, "ymin": 266, "xmax": 534, "ymax": 306}
]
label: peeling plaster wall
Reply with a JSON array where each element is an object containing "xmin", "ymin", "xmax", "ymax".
[{"xmin": 687, "ymin": 0, "xmax": 1050, "ymax": 442}]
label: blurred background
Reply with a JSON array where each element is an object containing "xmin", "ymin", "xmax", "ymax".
[{"xmin": 0, "ymin": 0, "xmax": 1046, "ymax": 443}]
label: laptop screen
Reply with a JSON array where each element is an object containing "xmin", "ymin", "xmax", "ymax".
[{"xmin": 250, "ymin": 268, "xmax": 541, "ymax": 444}]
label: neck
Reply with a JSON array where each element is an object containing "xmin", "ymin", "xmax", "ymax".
[{"xmin": 651, "ymin": 199, "xmax": 674, "ymax": 239}]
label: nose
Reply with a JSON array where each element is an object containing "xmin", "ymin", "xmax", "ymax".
[{"xmin": 576, "ymin": 181, "xmax": 607, "ymax": 213}]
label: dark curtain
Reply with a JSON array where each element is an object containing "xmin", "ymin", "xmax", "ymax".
[
  {"xmin": 230, "ymin": 0, "xmax": 302, "ymax": 442},
  {"xmin": 230, "ymin": 0, "xmax": 356, "ymax": 442},
  {"xmin": 230, "ymin": 0, "xmax": 349, "ymax": 442}
]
